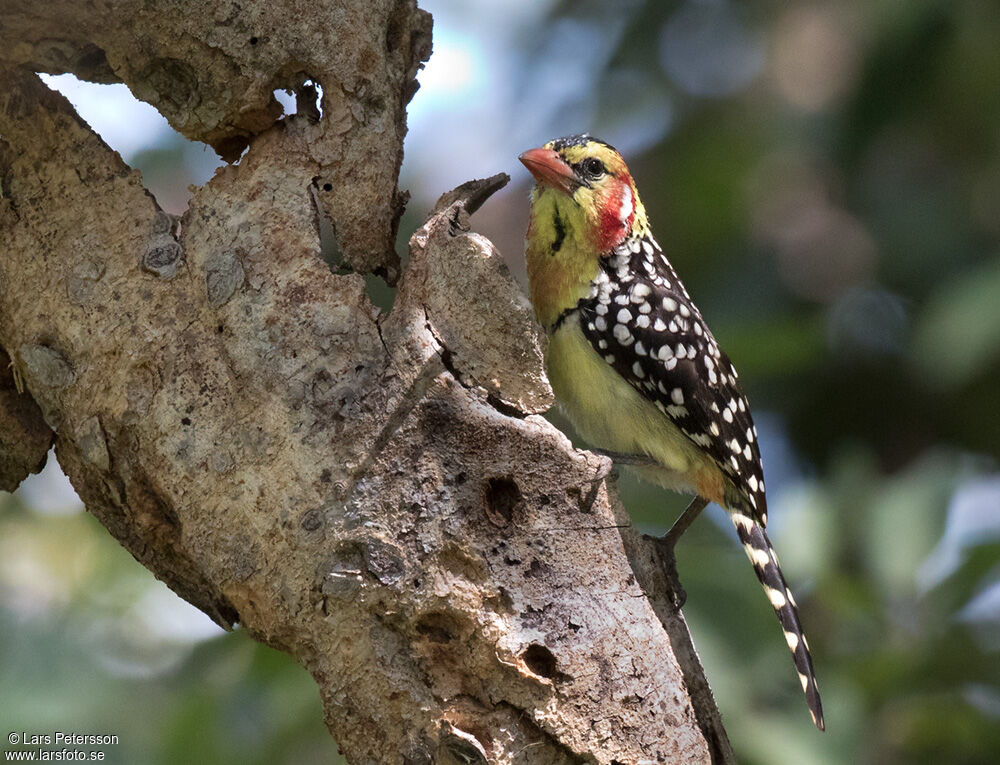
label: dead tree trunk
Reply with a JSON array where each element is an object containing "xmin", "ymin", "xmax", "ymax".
[{"xmin": 0, "ymin": 2, "xmax": 734, "ymax": 762}]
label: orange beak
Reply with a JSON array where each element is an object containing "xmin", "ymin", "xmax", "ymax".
[{"xmin": 519, "ymin": 147, "xmax": 580, "ymax": 195}]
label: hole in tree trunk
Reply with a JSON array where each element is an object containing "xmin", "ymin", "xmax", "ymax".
[
  {"xmin": 484, "ymin": 476, "xmax": 522, "ymax": 527},
  {"xmin": 521, "ymin": 644, "xmax": 557, "ymax": 679}
]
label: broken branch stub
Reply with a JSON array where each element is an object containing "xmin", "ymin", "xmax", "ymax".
[{"xmin": 391, "ymin": 173, "xmax": 553, "ymax": 416}]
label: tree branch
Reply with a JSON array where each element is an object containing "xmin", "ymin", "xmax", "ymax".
[
  {"xmin": 1, "ymin": 0, "xmax": 432, "ymax": 279},
  {"xmin": 0, "ymin": 3, "xmax": 734, "ymax": 762}
]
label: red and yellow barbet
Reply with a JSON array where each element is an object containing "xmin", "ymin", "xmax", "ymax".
[{"xmin": 520, "ymin": 134, "xmax": 824, "ymax": 730}]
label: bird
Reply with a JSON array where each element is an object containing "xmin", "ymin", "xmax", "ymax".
[{"xmin": 519, "ymin": 133, "xmax": 824, "ymax": 731}]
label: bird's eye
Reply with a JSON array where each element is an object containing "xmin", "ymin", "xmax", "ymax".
[{"xmin": 581, "ymin": 157, "xmax": 606, "ymax": 179}]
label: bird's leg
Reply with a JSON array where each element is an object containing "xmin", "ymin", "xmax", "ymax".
[
  {"xmin": 650, "ymin": 495, "xmax": 709, "ymax": 611},
  {"xmin": 662, "ymin": 494, "xmax": 709, "ymax": 550},
  {"xmin": 591, "ymin": 448, "xmax": 662, "ymax": 480},
  {"xmin": 590, "ymin": 448, "xmax": 660, "ymax": 468},
  {"xmin": 587, "ymin": 448, "xmax": 707, "ymax": 609}
]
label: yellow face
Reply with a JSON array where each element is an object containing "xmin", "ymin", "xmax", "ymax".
[
  {"xmin": 523, "ymin": 136, "xmax": 648, "ymax": 253},
  {"xmin": 520, "ymin": 134, "xmax": 649, "ymax": 328}
]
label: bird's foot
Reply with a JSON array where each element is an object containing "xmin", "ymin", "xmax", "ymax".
[
  {"xmin": 588, "ymin": 456, "xmax": 618, "ymax": 485},
  {"xmin": 650, "ymin": 533, "xmax": 687, "ymax": 611},
  {"xmin": 585, "ymin": 449, "xmax": 659, "ymax": 491},
  {"xmin": 580, "ymin": 455, "xmax": 617, "ymax": 512}
]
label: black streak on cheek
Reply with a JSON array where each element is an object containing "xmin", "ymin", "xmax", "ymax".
[{"xmin": 551, "ymin": 208, "xmax": 566, "ymax": 255}]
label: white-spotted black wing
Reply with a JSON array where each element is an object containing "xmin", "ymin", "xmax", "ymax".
[{"xmin": 579, "ymin": 234, "xmax": 768, "ymax": 522}]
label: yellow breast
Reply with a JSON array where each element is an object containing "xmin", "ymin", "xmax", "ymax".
[{"xmin": 546, "ymin": 314, "xmax": 725, "ymax": 501}]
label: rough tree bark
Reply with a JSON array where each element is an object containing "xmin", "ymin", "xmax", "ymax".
[{"xmin": 0, "ymin": 2, "xmax": 735, "ymax": 762}]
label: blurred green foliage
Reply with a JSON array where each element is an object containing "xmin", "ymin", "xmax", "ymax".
[
  {"xmin": 4, "ymin": 1, "xmax": 1000, "ymax": 763},
  {"xmin": 0, "ymin": 498, "xmax": 342, "ymax": 764}
]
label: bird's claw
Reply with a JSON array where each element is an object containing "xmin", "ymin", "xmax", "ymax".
[
  {"xmin": 589, "ymin": 457, "xmax": 618, "ymax": 485},
  {"xmin": 652, "ymin": 534, "xmax": 687, "ymax": 611},
  {"xmin": 578, "ymin": 456, "xmax": 616, "ymax": 511}
]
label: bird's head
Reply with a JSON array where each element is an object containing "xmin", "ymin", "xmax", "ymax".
[
  {"xmin": 520, "ymin": 134, "xmax": 649, "ymax": 328},
  {"xmin": 520, "ymin": 134, "xmax": 648, "ymax": 255}
]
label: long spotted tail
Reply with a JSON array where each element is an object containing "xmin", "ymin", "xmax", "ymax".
[{"xmin": 731, "ymin": 512, "xmax": 825, "ymax": 730}]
